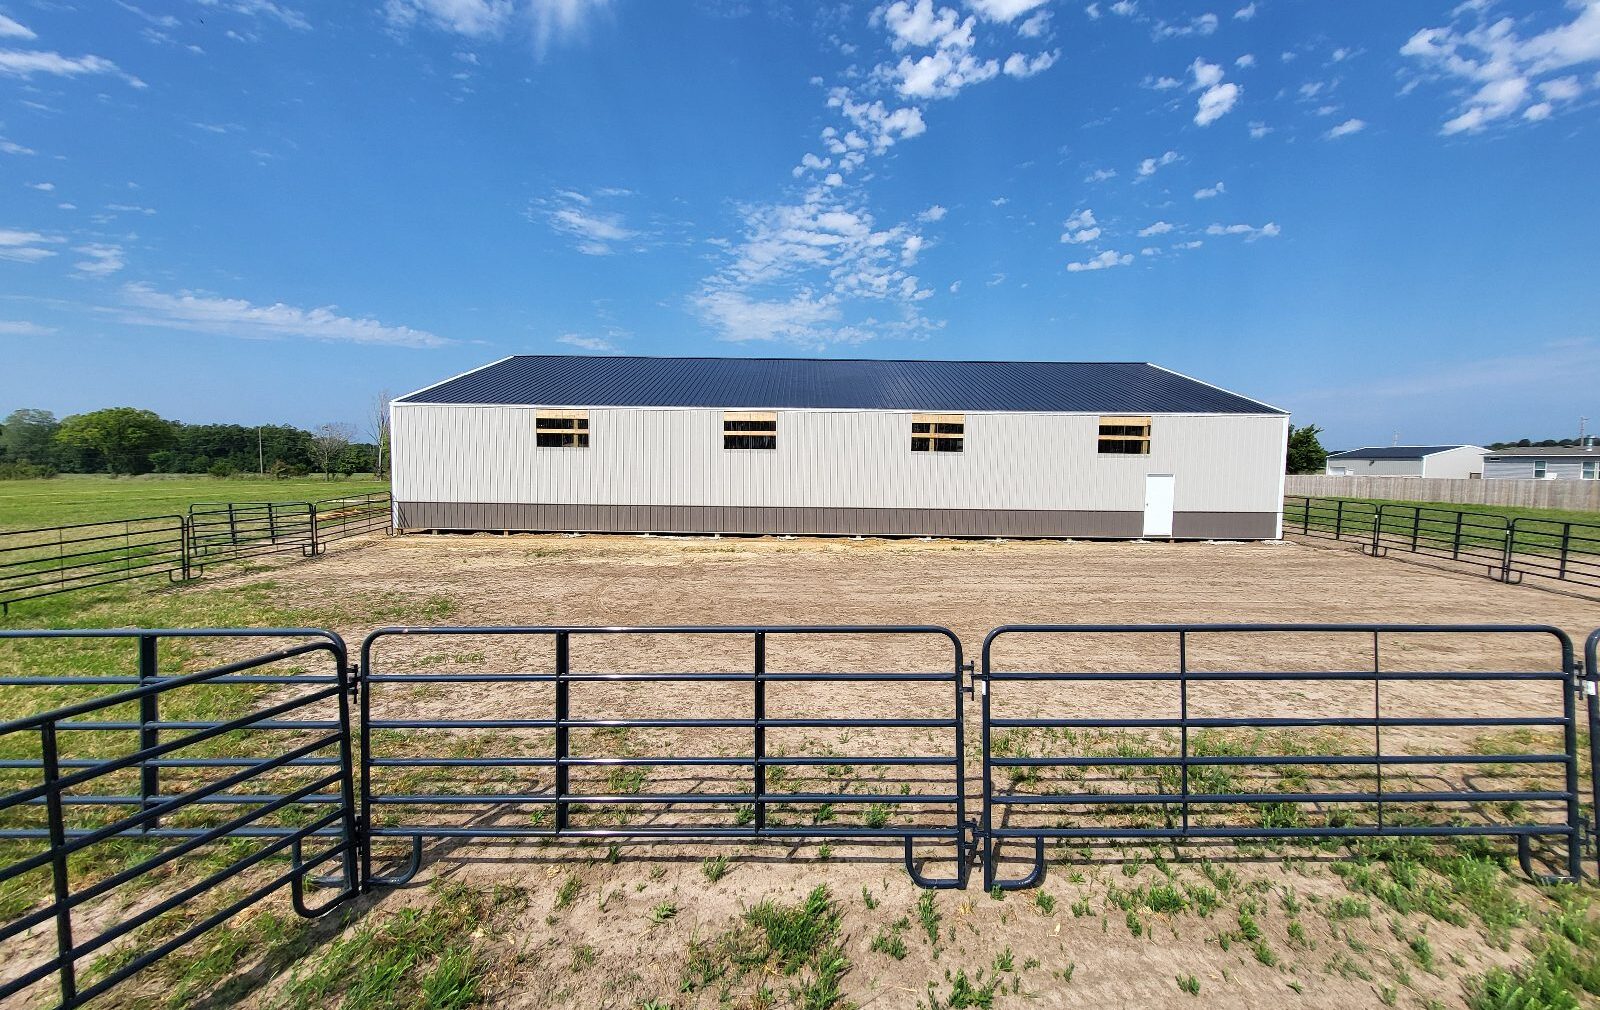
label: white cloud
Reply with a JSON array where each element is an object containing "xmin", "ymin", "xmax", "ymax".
[
  {"xmin": 881, "ymin": 1, "xmax": 962, "ymax": 49},
  {"xmin": 1109, "ymin": 0, "xmax": 1136, "ymax": 13},
  {"xmin": 1194, "ymin": 181, "xmax": 1225, "ymax": 198},
  {"xmin": 0, "ymin": 14, "xmax": 35, "ymax": 39},
  {"xmin": 556, "ymin": 332, "xmax": 619, "ymax": 353},
  {"xmin": 693, "ymin": 190, "xmax": 936, "ymax": 346},
  {"xmin": 1402, "ymin": 1, "xmax": 1600, "ymax": 133},
  {"xmin": 57, "ymin": 202, "xmax": 75, "ymax": 210},
  {"xmin": 1540, "ymin": 74, "xmax": 1583, "ymax": 101},
  {"xmin": 0, "ymin": 137, "xmax": 34, "ymax": 155},
  {"xmin": 0, "ymin": 228, "xmax": 60, "ymax": 262},
  {"xmin": 967, "ymin": 0, "xmax": 1051, "ymax": 22},
  {"xmin": 1060, "ymin": 208, "xmax": 1101, "ymax": 244},
  {"xmin": 991, "ymin": 195, "xmax": 1009, "ymax": 206},
  {"xmin": 382, "ymin": 0, "xmax": 612, "ymax": 53},
  {"xmin": 538, "ymin": 188, "xmax": 640, "ymax": 255},
  {"xmin": 1206, "ymin": 221, "xmax": 1281, "ymax": 240},
  {"xmin": 1324, "ymin": 117, "xmax": 1366, "ymax": 138},
  {"xmin": 1002, "ymin": 49, "xmax": 1058, "ymax": 78},
  {"xmin": 1235, "ymin": 53, "xmax": 1255, "ymax": 67},
  {"xmin": 73, "ymin": 243, "xmax": 125, "ymax": 277},
  {"xmin": 918, "ymin": 204, "xmax": 948, "ymax": 222},
  {"xmin": 1248, "ymin": 120, "xmax": 1272, "ymax": 138},
  {"xmin": 1085, "ymin": 167, "xmax": 1118, "ymax": 182},
  {"xmin": 1175, "ymin": 239, "xmax": 1203, "ymax": 249},
  {"xmin": 1066, "ymin": 249, "xmax": 1132, "ymax": 272},
  {"xmin": 26, "ymin": 181, "xmax": 53, "ymax": 191},
  {"xmin": 1191, "ymin": 58, "xmax": 1241, "ymax": 125},
  {"xmin": 1233, "ymin": 3, "xmax": 1255, "ymax": 19},
  {"xmin": 118, "ymin": 283, "xmax": 453, "ymax": 347},
  {"xmin": 196, "ymin": 1, "xmax": 311, "ymax": 31},
  {"xmin": 1157, "ymin": 13, "xmax": 1219, "ymax": 39},
  {"xmin": 0, "ymin": 320, "xmax": 54, "ymax": 336},
  {"xmin": 1147, "ymin": 74, "xmax": 1182, "ymax": 90},
  {"xmin": 1138, "ymin": 220, "xmax": 1174, "ymax": 236},
  {"xmin": 1137, "ymin": 149, "xmax": 1178, "ymax": 175},
  {"xmin": 894, "ymin": 45, "xmax": 999, "ymax": 99},
  {"xmin": 0, "ymin": 49, "xmax": 145, "ymax": 87},
  {"xmin": 1017, "ymin": 9, "xmax": 1051, "ymax": 36}
]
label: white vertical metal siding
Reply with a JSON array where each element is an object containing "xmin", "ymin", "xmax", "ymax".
[{"xmin": 392, "ymin": 405, "xmax": 1284, "ymax": 514}]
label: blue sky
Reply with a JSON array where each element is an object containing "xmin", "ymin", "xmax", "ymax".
[{"xmin": 1, "ymin": 0, "xmax": 1597, "ymax": 447}]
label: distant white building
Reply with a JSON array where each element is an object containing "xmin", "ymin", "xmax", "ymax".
[
  {"xmin": 1324, "ymin": 445, "xmax": 1488, "ymax": 479},
  {"xmin": 1483, "ymin": 445, "xmax": 1600, "ymax": 481}
]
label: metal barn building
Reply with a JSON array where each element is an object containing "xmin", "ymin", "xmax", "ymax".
[{"xmin": 390, "ymin": 355, "xmax": 1290, "ymax": 540}]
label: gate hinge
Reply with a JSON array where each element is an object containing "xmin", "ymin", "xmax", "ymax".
[{"xmin": 961, "ymin": 660, "xmax": 976, "ymax": 697}]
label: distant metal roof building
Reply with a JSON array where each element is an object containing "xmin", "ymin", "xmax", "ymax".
[
  {"xmin": 1328, "ymin": 445, "xmax": 1476, "ymax": 460},
  {"xmin": 1485, "ymin": 446, "xmax": 1600, "ymax": 457},
  {"xmin": 397, "ymin": 356, "xmax": 1286, "ymax": 415}
]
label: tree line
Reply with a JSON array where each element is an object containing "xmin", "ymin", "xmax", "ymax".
[
  {"xmin": 0, "ymin": 404, "xmax": 391, "ymax": 479},
  {"xmin": 1486, "ymin": 438, "xmax": 1595, "ymax": 450}
]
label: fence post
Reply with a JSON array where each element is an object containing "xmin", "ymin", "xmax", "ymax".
[
  {"xmin": 1370, "ymin": 506, "xmax": 1383, "ymax": 557},
  {"xmin": 1300, "ymin": 497, "xmax": 1310, "ymax": 535},
  {"xmin": 1335, "ymin": 499, "xmax": 1345, "ymax": 540},
  {"xmin": 1178, "ymin": 630, "xmax": 1189, "ymax": 837},
  {"xmin": 753, "ymin": 632, "xmax": 766, "ymax": 834},
  {"xmin": 138, "ymin": 635, "xmax": 160, "ymax": 831},
  {"xmin": 1503, "ymin": 520, "xmax": 1519, "ymax": 582},
  {"xmin": 42, "ymin": 721, "xmax": 77, "ymax": 1004},
  {"xmin": 309, "ymin": 502, "xmax": 321, "ymax": 556},
  {"xmin": 1559, "ymin": 523, "xmax": 1571, "ymax": 581},
  {"xmin": 268, "ymin": 504, "xmax": 278, "ymax": 546},
  {"xmin": 1452, "ymin": 511, "xmax": 1463, "ymax": 561},
  {"xmin": 553, "ymin": 632, "xmax": 569, "ymax": 833}
]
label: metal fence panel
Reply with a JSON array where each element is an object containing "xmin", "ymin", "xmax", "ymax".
[
  {"xmin": 979, "ymin": 623, "xmax": 1584, "ymax": 890},
  {"xmin": 0, "ymin": 516, "xmax": 187, "ymax": 612},
  {"xmin": 359, "ymin": 625, "xmax": 971, "ymax": 889},
  {"xmin": 0, "ymin": 629, "xmax": 360, "ymax": 1009},
  {"xmin": 186, "ymin": 502, "xmax": 316, "ymax": 568}
]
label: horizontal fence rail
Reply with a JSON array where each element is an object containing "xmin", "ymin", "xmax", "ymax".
[
  {"xmin": 359, "ymin": 625, "xmax": 971, "ymax": 890},
  {"xmin": 1285, "ymin": 496, "xmax": 1600, "ymax": 593},
  {"xmin": 0, "ymin": 493, "xmax": 392, "ymax": 612},
  {"xmin": 980, "ymin": 623, "xmax": 1589, "ymax": 890},
  {"xmin": 0, "ymin": 628, "xmax": 360, "ymax": 1010}
]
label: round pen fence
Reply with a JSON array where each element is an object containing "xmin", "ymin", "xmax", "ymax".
[
  {"xmin": 0, "ymin": 621, "xmax": 1595, "ymax": 1010},
  {"xmin": 1285, "ymin": 495, "xmax": 1600, "ymax": 593},
  {"xmin": 357, "ymin": 625, "xmax": 971, "ymax": 890},
  {"xmin": 0, "ymin": 493, "xmax": 393, "ymax": 612}
]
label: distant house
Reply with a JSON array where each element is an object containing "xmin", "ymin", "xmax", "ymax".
[
  {"xmin": 1324, "ymin": 445, "xmax": 1488, "ymax": 479},
  {"xmin": 1483, "ymin": 445, "xmax": 1600, "ymax": 481}
]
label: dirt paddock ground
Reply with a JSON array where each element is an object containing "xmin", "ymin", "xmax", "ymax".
[{"xmin": 14, "ymin": 533, "xmax": 1600, "ymax": 1009}]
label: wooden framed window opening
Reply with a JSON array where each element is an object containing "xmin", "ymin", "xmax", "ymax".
[
  {"xmin": 1098, "ymin": 416, "xmax": 1151, "ymax": 455},
  {"xmin": 536, "ymin": 409, "xmax": 590, "ymax": 448},
  {"xmin": 724, "ymin": 411, "xmax": 777, "ymax": 450}
]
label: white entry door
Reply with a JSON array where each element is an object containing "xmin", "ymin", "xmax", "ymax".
[{"xmin": 1142, "ymin": 474, "xmax": 1175, "ymax": 537}]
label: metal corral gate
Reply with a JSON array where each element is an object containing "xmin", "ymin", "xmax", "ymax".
[
  {"xmin": 980, "ymin": 624, "xmax": 1596, "ymax": 890},
  {"xmin": 0, "ymin": 629, "xmax": 359, "ymax": 1010},
  {"xmin": 358, "ymin": 625, "xmax": 971, "ymax": 890}
]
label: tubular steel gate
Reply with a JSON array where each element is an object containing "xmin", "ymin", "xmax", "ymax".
[
  {"xmin": 358, "ymin": 625, "xmax": 971, "ymax": 890},
  {"xmin": 1, "ymin": 622, "xmax": 1597, "ymax": 1008},
  {"xmin": 0, "ymin": 629, "xmax": 359, "ymax": 1009},
  {"xmin": 980, "ymin": 623, "xmax": 1593, "ymax": 890}
]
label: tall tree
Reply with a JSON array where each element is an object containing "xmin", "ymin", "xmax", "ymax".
[
  {"xmin": 369, "ymin": 389, "xmax": 392, "ymax": 478},
  {"xmin": 1285, "ymin": 423, "xmax": 1329, "ymax": 475},
  {"xmin": 55, "ymin": 408, "xmax": 175, "ymax": 474},
  {"xmin": 309, "ymin": 422, "xmax": 355, "ymax": 478},
  {"xmin": 0, "ymin": 408, "xmax": 60, "ymax": 464}
]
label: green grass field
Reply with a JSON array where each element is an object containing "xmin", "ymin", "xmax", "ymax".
[
  {"xmin": 1286, "ymin": 494, "xmax": 1597, "ymax": 526},
  {"xmin": 0, "ymin": 474, "xmax": 389, "ymax": 531}
]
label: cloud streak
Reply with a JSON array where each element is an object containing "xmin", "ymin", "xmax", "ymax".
[{"xmin": 118, "ymin": 283, "xmax": 453, "ymax": 347}]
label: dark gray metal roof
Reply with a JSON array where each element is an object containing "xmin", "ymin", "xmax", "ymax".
[
  {"xmin": 397, "ymin": 356, "xmax": 1285, "ymax": 414},
  {"xmin": 1328, "ymin": 445, "xmax": 1477, "ymax": 460},
  {"xmin": 1486, "ymin": 446, "xmax": 1600, "ymax": 457}
]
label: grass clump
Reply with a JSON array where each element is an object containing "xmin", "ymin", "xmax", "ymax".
[{"xmin": 679, "ymin": 885, "xmax": 851, "ymax": 1010}]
